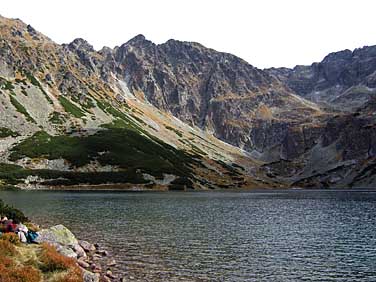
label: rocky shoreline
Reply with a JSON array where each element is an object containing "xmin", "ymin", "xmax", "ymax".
[{"xmin": 36, "ymin": 224, "xmax": 123, "ymax": 282}]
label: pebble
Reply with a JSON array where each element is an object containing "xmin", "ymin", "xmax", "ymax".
[
  {"xmin": 77, "ymin": 259, "xmax": 90, "ymax": 269},
  {"xmin": 96, "ymin": 250, "xmax": 109, "ymax": 256},
  {"xmin": 93, "ymin": 254, "xmax": 102, "ymax": 261},
  {"xmin": 105, "ymin": 270, "xmax": 117, "ymax": 279},
  {"xmin": 107, "ymin": 259, "xmax": 117, "ymax": 266},
  {"xmin": 80, "ymin": 240, "xmax": 97, "ymax": 252},
  {"xmin": 100, "ymin": 275, "xmax": 111, "ymax": 282},
  {"xmin": 91, "ymin": 263, "xmax": 102, "ymax": 273},
  {"xmin": 74, "ymin": 244, "xmax": 87, "ymax": 258}
]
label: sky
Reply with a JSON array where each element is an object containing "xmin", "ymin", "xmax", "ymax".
[{"xmin": 1, "ymin": 0, "xmax": 376, "ymax": 68}]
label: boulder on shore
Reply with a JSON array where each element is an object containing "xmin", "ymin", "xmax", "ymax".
[{"xmin": 35, "ymin": 224, "xmax": 78, "ymax": 247}]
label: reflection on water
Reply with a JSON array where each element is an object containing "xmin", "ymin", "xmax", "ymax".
[{"xmin": 1, "ymin": 190, "xmax": 376, "ymax": 281}]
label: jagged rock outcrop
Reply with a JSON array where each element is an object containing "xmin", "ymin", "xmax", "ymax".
[{"xmin": 267, "ymin": 46, "xmax": 376, "ymax": 110}]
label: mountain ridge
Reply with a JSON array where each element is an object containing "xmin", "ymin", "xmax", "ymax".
[{"xmin": 0, "ymin": 15, "xmax": 375, "ymax": 189}]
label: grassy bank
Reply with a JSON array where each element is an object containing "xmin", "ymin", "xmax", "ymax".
[
  {"xmin": 0, "ymin": 235, "xmax": 83, "ymax": 282},
  {"xmin": 0, "ymin": 200, "xmax": 83, "ymax": 282}
]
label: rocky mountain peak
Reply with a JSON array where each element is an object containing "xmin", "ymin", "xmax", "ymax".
[
  {"xmin": 67, "ymin": 38, "xmax": 95, "ymax": 53},
  {"xmin": 124, "ymin": 34, "xmax": 154, "ymax": 48},
  {"xmin": 321, "ymin": 49, "xmax": 352, "ymax": 63},
  {"xmin": 267, "ymin": 45, "xmax": 376, "ymax": 107}
]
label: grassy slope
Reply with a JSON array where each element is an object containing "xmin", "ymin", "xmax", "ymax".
[
  {"xmin": 58, "ymin": 96, "xmax": 85, "ymax": 119},
  {"xmin": 4, "ymin": 119, "xmax": 199, "ymax": 186},
  {"xmin": 9, "ymin": 95, "xmax": 36, "ymax": 123}
]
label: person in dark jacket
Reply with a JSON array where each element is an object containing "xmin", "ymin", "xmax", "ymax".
[{"xmin": 5, "ymin": 218, "xmax": 17, "ymax": 233}]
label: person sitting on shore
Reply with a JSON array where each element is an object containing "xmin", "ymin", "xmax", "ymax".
[
  {"xmin": 14, "ymin": 219, "xmax": 28, "ymax": 243},
  {"xmin": 4, "ymin": 218, "xmax": 17, "ymax": 233}
]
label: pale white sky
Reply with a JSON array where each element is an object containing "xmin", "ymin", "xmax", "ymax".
[{"xmin": 1, "ymin": 0, "xmax": 376, "ymax": 68}]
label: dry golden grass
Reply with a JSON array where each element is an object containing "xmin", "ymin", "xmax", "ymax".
[
  {"xmin": 39, "ymin": 243, "xmax": 76, "ymax": 272},
  {"xmin": 52, "ymin": 267, "xmax": 83, "ymax": 282},
  {"xmin": 0, "ymin": 256, "xmax": 14, "ymax": 267},
  {"xmin": 1, "ymin": 232, "xmax": 21, "ymax": 245},
  {"xmin": 0, "ymin": 240, "xmax": 83, "ymax": 282},
  {"xmin": 0, "ymin": 264, "xmax": 41, "ymax": 282},
  {"xmin": 0, "ymin": 239, "xmax": 18, "ymax": 256}
]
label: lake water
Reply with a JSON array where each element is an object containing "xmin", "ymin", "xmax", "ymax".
[{"xmin": 1, "ymin": 190, "xmax": 376, "ymax": 281}]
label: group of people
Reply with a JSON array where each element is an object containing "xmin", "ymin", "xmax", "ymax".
[{"xmin": 0, "ymin": 216, "xmax": 30, "ymax": 243}]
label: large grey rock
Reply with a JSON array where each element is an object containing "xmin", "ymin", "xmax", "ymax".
[{"xmin": 35, "ymin": 224, "xmax": 78, "ymax": 247}]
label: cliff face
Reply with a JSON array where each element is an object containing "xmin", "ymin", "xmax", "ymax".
[
  {"xmin": 263, "ymin": 47, "xmax": 376, "ymax": 187},
  {"xmin": 267, "ymin": 46, "xmax": 376, "ymax": 111},
  {"xmin": 0, "ymin": 15, "xmax": 375, "ymax": 188},
  {"xmin": 95, "ymin": 35, "xmax": 328, "ymax": 161}
]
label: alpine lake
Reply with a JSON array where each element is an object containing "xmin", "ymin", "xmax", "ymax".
[{"xmin": 1, "ymin": 189, "xmax": 375, "ymax": 282}]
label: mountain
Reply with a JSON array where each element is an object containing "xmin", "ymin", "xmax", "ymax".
[
  {"xmin": 0, "ymin": 15, "xmax": 266, "ymax": 190},
  {"xmin": 265, "ymin": 47, "xmax": 376, "ymax": 187},
  {"xmin": 267, "ymin": 46, "xmax": 376, "ymax": 111},
  {"xmin": 0, "ymin": 15, "xmax": 375, "ymax": 189}
]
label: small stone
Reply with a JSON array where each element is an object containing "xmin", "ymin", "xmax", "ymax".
[
  {"xmin": 107, "ymin": 259, "xmax": 116, "ymax": 266},
  {"xmin": 77, "ymin": 259, "xmax": 90, "ymax": 269},
  {"xmin": 100, "ymin": 275, "xmax": 111, "ymax": 282},
  {"xmin": 74, "ymin": 244, "xmax": 87, "ymax": 258},
  {"xmin": 80, "ymin": 240, "xmax": 96, "ymax": 252},
  {"xmin": 90, "ymin": 263, "xmax": 102, "ymax": 273},
  {"xmin": 96, "ymin": 250, "xmax": 109, "ymax": 256},
  {"xmin": 105, "ymin": 270, "xmax": 117, "ymax": 279},
  {"xmin": 83, "ymin": 270, "xmax": 100, "ymax": 282}
]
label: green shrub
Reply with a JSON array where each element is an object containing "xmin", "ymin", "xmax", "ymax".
[
  {"xmin": 49, "ymin": 111, "xmax": 66, "ymax": 124},
  {"xmin": 0, "ymin": 128, "xmax": 19, "ymax": 138},
  {"xmin": 0, "ymin": 78, "xmax": 14, "ymax": 91},
  {"xmin": 24, "ymin": 72, "xmax": 53, "ymax": 104},
  {"xmin": 9, "ymin": 96, "xmax": 36, "ymax": 123},
  {"xmin": 58, "ymin": 96, "xmax": 85, "ymax": 118}
]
